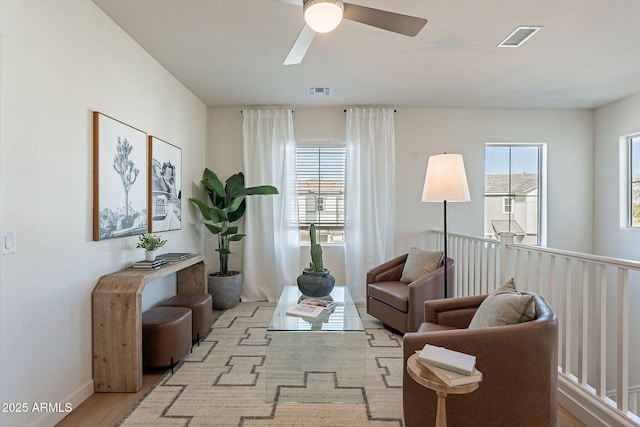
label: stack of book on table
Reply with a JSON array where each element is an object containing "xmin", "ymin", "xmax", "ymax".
[
  {"xmin": 416, "ymin": 344, "xmax": 483, "ymax": 387},
  {"xmin": 131, "ymin": 258, "xmax": 168, "ymax": 269},
  {"xmin": 156, "ymin": 252, "xmax": 192, "ymax": 261},
  {"xmin": 286, "ymin": 298, "xmax": 338, "ymax": 319}
]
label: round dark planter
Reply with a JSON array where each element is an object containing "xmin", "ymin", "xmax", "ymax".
[
  {"xmin": 296, "ymin": 269, "xmax": 335, "ymax": 297},
  {"xmin": 208, "ymin": 271, "xmax": 242, "ymax": 310}
]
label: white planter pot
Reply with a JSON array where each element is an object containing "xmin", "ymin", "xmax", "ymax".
[{"xmin": 145, "ymin": 250, "xmax": 156, "ymax": 261}]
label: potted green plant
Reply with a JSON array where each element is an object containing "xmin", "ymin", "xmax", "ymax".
[
  {"xmin": 297, "ymin": 224, "xmax": 335, "ymax": 297},
  {"xmin": 136, "ymin": 233, "xmax": 167, "ymax": 261},
  {"xmin": 189, "ymin": 168, "xmax": 278, "ymax": 309}
]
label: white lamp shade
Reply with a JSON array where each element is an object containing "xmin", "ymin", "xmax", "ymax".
[
  {"xmin": 304, "ymin": 0, "xmax": 344, "ymax": 33},
  {"xmin": 422, "ymin": 153, "xmax": 471, "ymax": 202}
]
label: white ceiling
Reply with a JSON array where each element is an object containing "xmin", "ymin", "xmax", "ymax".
[{"xmin": 92, "ymin": 0, "xmax": 640, "ymax": 109}]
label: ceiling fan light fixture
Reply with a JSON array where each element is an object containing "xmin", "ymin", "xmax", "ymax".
[{"xmin": 303, "ymin": 0, "xmax": 344, "ymax": 33}]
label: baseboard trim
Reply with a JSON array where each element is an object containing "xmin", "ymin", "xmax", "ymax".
[
  {"xmin": 31, "ymin": 380, "xmax": 93, "ymax": 427},
  {"xmin": 558, "ymin": 374, "xmax": 639, "ymax": 427}
]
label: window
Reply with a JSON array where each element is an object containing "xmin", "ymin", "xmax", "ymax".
[
  {"xmin": 629, "ymin": 135, "xmax": 640, "ymax": 227},
  {"xmin": 502, "ymin": 196, "xmax": 514, "ymax": 214},
  {"xmin": 295, "ymin": 145, "xmax": 346, "ymax": 243},
  {"xmin": 484, "ymin": 144, "xmax": 545, "ymax": 245}
]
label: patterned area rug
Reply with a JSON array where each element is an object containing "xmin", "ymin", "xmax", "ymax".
[{"xmin": 118, "ymin": 302, "xmax": 405, "ymax": 426}]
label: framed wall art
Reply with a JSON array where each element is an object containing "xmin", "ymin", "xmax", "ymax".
[
  {"xmin": 148, "ymin": 136, "xmax": 182, "ymax": 232},
  {"xmin": 93, "ymin": 112, "xmax": 148, "ymax": 240}
]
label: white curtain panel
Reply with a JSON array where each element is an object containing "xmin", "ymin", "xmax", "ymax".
[
  {"xmin": 345, "ymin": 107, "xmax": 396, "ymax": 303},
  {"xmin": 242, "ymin": 109, "xmax": 300, "ymax": 302}
]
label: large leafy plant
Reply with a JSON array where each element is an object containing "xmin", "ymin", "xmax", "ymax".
[{"xmin": 189, "ymin": 168, "xmax": 278, "ymax": 275}]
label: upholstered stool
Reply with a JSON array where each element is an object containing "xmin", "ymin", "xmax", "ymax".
[
  {"xmin": 142, "ymin": 306, "xmax": 192, "ymax": 372},
  {"xmin": 161, "ymin": 293, "xmax": 213, "ymax": 344}
]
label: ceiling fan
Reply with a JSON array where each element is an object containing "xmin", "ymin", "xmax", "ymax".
[{"xmin": 279, "ymin": 0, "xmax": 427, "ymax": 65}]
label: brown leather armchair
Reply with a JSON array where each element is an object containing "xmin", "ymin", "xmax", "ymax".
[
  {"xmin": 403, "ymin": 293, "xmax": 558, "ymax": 427},
  {"xmin": 366, "ymin": 254, "xmax": 454, "ymax": 333}
]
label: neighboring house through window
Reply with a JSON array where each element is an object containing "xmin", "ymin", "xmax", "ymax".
[
  {"xmin": 484, "ymin": 143, "xmax": 546, "ymax": 245},
  {"xmin": 295, "ymin": 144, "xmax": 346, "ymax": 243}
]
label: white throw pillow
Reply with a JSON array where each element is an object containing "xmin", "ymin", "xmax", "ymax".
[
  {"xmin": 399, "ymin": 247, "xmax": 444, "ymax": 284},
  {"xmin": 468, "ymin": 278, "xmax": 536, "ymax": 329}
]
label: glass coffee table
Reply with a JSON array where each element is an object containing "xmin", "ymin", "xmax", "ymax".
[{"xmin": 266, "ymin": 286, "xmax": 365, "ymax": 403}]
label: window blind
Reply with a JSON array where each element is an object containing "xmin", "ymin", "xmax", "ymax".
[{"xmin": 296, "ymin": 146, "xmax": 346, "ymax": 233}]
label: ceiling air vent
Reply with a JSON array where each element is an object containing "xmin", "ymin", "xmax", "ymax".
[
  {"xmin": 498, "ymin": 26, "xmax": 542, "ymax": 47},
  {"xmin": 307, "ymin": 87, "xmax": 332, "ymax": 97}
]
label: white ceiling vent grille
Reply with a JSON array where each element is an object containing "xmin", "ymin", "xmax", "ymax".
[
  {"xmin": 498, "ymin": 26, "xmax": 542, "ymax": 47},
  {"xmin": 307, "ymin": 87, "xmax": 332, "ymax": 97}
]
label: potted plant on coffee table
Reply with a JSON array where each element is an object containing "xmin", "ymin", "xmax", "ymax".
[
  {"xmin": 189, "ymin": 168, "xmax": 278, "ymax": 309},
  {"xmin": 297, "ymin": 224, "xmax": 335, "ymax": 297}
]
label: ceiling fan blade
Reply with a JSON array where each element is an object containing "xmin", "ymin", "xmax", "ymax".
[
  {"xmin": 283, "ymin": 24, "xmax": 315, "ymax": 65},
  {"xmin": 343, "ymin": 3, "xmax": 427, "ymax": 37}
]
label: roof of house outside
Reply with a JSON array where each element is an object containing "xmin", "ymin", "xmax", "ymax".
[
  {"xmin": 297, "ymin": 178, "xmax": 344, "ymax": 194},
  {"xmin": 485, "ymin": 173, "xmax": 538, "ymax": 195},
  {"xmin": 491, "ymin": 220, "xmax": 525, "ymax": 236}
]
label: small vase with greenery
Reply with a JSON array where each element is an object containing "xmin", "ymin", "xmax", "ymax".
[
  {"xmin": 136, "ymin": 233, "xmax": 167, "ymax": 261},
  {"xmin": 297, "ymin": 224, "xmax": 335, "ymax": 297},
  {"xmin": 189, "ymin": 168, "xmax": 278, "ymax": 309}
]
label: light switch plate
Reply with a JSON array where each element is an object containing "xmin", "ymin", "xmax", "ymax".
[{"xmin": 2, "ymin": 230, "xmax": 17, "ymax": 255}]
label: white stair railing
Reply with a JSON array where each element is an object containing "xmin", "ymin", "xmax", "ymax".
[
  {"xmin": 427, "ymin": 230, "xmax": 640, "ymax": 426},
  {"xmin": 609, "ymin": 386, "xmax": 640, "ymax": 418},
  {"xmin": 427, "ymin": 230, "xmax": 501, "ymax": 297}
]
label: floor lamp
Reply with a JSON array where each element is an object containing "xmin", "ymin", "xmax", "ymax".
[{"xmin": 421, "ymin": 153, "xmax": 470, "ymax": 298}]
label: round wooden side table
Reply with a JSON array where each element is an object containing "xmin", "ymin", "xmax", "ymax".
[{"xmin": 406, "ymin": 353, "xmax": 480, "ymax": 427}]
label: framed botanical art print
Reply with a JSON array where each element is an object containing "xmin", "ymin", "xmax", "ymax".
[
  {"xmin": 149, "ymin": 136, "xmax": 182, "ymax": 232},
  {"xmin": 93, "ymin": 112, "xmax": 148, "ymax": 240}
]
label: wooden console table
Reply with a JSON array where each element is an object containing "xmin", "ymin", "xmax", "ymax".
[{"xmin": 92, "ymin": 254, "xmax": 206, "ymax": 392}]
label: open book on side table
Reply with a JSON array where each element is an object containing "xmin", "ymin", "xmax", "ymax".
[
  {"xmin": 416, "ymin": 344, "xmax": 482, "ymax": 387},
  {"xmin": 286, "ymin": 298, "xmax": 338, "ymax": 320}
]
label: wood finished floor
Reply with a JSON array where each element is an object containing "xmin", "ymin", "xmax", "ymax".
[{"xmin": 56, "ymin": 370, "xmax": 164, "ymax": 427}]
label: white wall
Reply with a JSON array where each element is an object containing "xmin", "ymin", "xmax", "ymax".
[
  {"xmin": 209, "ymin": 107, "xmax": 594, "ymax": 297},
  {"xmin": 594, "ymin": 93, "xmax": 640, "ymax": 258},
  {"xmin": 395, "ymin": 108, "xmax": 594, "ymax": 254},
  {"xmin": 594, "ymin": 93, "xmax": 640, "ymax": 388},
  {"xmin": 0, "ymin": 1, "xmax": 207, "ymax": 426},
  {"xmin": 205, "ymin": 108, "xmax": 245, "ymax": 277}
]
